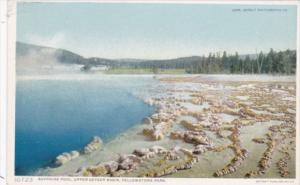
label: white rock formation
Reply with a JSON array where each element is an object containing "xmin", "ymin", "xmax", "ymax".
[
  {"xmin": 83, "ymin": 136, "xmax": 103, "ymax": 154},
  {"xmin": 55, "ymin": 150, "xmax": 80, "ymax": 166}
]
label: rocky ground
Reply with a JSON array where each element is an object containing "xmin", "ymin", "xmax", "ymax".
[{"xmin": 40, "ymin": 75, "xmax": 296, "ymax": 178}]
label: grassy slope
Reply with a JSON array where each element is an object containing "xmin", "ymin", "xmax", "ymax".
[{"xmin": 105, "ymin": 68, "xmax": 186, "ymax": 74}]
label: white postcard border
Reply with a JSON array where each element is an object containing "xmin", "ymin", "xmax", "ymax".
[{"xmin": 5, "ymin": 1, "xmax": 300, "ymax": 185}]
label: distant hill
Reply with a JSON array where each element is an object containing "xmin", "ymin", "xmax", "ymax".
[
  {"xmin": 17, "ymin": 42, "xmax": 88, "ymax": 65},
  {"xmin": 16, "ymin": 42, "xmax": 296, "ymax": 75},
  {"xmin": 16, "ymin": 42, "xmax": 207, "ymax": 73},
  {"xmin": 16, "ymin": 42, "xmax": 117, "ymax": 74}
]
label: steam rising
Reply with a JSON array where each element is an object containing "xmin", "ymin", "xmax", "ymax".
[{"xmin": 16, "ymin": 42, "xmax": 83, "ymax": 75}]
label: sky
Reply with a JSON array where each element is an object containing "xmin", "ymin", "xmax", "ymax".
[{"xmin": 17, "ymin": 3, "xmax": 297, "ymax": 59}]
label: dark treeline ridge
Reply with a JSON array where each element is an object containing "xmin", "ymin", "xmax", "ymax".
[
  {"xmin": 108, "ymin": 49, "xmax": 296, "ymax": 74},
  {"xmin": 16, "ymin": 42, "xmax": 296, "ymax": 74}
]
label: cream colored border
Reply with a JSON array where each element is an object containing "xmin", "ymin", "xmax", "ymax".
[
  {"xmin": 6, "ymin": 1, "xmax": 300, "ymax": 185},
  {"xmin": 7, "ymin": 0, "xmax": 16, "ymax": 184},
  {"xmin": 0, "ymin": 0, "xmax": 8, "ymax": 184}
]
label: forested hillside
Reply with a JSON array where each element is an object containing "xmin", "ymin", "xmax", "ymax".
[{"xmin": 17, "ymin": 42, "xmax": 296, "ymax": 74}]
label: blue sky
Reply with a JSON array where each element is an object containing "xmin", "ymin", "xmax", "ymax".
[{"xmin": 17, "ymin": 3, "xmax": 297, "ymax": 59}]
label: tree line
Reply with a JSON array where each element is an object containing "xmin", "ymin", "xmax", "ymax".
[
  {"xmin": 16, "ymin": 42, "xmax": 296, "ymax": 74},
  {"xmin": 187, "ymin": 49, "xmax": 296, "ymax": 74},
  {"xmin": 115, "ymin": 49, "xmax": 296, "ymax": 74}
]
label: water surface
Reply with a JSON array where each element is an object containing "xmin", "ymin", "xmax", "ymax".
[{"xmin": 16, "ymin": 75, "xmax": 155, "ymax": 175}]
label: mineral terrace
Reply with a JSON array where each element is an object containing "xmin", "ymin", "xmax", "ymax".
[{"xmin": 43, "ymin": 75, "xmax": 296, "ymax": 178}]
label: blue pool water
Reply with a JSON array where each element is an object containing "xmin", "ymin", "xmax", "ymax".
[{"xmin": 15, "ymin": 76, "xmax": 155, "ymax": 175}]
